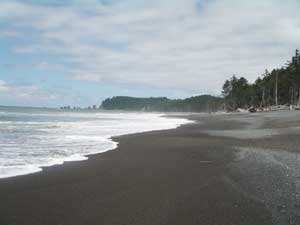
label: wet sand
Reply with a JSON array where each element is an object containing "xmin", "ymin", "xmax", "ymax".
[{"xmin": 1, "ymin": 111, "xmax": 300, "ymax": 225}]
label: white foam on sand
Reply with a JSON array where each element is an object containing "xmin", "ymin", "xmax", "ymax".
[
  {"xmin": 0, "ymin": 165, "xmax": 42, "ymax": 179},
  {"xmin": 0, "ymin": 112, "xmax": 192, "ymax": 179}
]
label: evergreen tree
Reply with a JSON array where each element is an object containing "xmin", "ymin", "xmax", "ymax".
[{"xmin": 222, "ymin": 49, "xmax": 300, "ymax": 111}]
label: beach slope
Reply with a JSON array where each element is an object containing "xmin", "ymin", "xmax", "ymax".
[{"xmin": 2, "ymin": 112, "xmax": 300, "ymax": 225}]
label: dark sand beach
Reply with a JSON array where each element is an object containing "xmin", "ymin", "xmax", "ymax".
[{"xmin": 1, "ymin": 111, "xmax": 300, "ymax": 225}]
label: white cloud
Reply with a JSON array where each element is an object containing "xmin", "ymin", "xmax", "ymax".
[
  {"xmin": 2, "ymin": 61, "xmax": 64, "ymax": 71},
  {"xmin": 1, "ymin": 0, "xmax": 300, "ymax": 95},
  {"xmin": 0, "ymin": 80, "xmax": 10, "ymax": 92},
  {"xmin": 0, "ymin": 80, "xmax": 57, "ymax": 100},
  {"xmin": 0, "ymin": 30, "xmax": 20, "ymax": 38}
]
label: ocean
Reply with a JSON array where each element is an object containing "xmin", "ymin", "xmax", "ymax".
[{"xmin": 0, "ymin": 106, "xmax": 190, "ymax": 179}]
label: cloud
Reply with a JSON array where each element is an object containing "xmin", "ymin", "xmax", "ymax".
[
  {"xmin": 2, "ymin": 61, "xmax": 65, "ymax": 71},
  {"xmin": 0, "ymin": 30, "xmax": 21, "ymax": 38},
  {"xmin": 1, "ymin": 0, "xmax": 300, "ymax": 95},
  {"xmin": 0, "ymin": 80, "xmax": 10, "ymax": 92},
  {"xmin": 0, "ymin": 80, "xmax": 57, "ymax": 100}
]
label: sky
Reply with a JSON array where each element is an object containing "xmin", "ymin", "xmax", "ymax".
[{"xmin": 0, "ymin": 0, "xmax": 300, "ymax": 107}]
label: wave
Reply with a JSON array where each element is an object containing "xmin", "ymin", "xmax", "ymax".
[{"xmin": 0, "ymin": 112, "xmax": 191, "ymax": 179}]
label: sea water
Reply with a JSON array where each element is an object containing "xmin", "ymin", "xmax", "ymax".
[{"xmin": 0, "ymin": 106, "xmax": 190, "ymax": 178}]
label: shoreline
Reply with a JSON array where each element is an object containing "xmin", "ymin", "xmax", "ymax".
[
  {"xmin": 0, "ymin": 112, "xmax": 191, "ymax": 179},
  {"xmin": 1, "ymin": 111, "xmax": 300, "ymax": 224}
]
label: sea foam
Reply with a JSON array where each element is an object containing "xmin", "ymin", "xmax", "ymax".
[{"xmin": 0, "ymin": 111, "xmax": 191, "ymax": 179}]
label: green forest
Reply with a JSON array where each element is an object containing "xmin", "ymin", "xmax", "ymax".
[
  {"xmin": 222, "ymin": 49, "xmax": 300, "ymax": 111},
  {"xmin": 101, "ymin": 95, "xmax": 223, "ymax": 112}
]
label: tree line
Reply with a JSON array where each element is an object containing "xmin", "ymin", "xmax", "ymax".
[
  {"xmin": 101, "ymin": 95, "xmax": 223, "ymax": 112},
  {"xmin": 222, "ymin": 49, "xmax": 300, "ymax": 111}
]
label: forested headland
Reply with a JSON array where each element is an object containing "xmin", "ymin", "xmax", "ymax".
[
  {"xmin": 100, "ymin": 95, "xmax": 223, "ymax": 112},
  {"xmin": 222, "ymin": 49, "xmax": 300, "ymax": 111}
]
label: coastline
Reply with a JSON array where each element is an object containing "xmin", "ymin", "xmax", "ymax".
[
  {"xmin": 0, "ymin": 112, "xmax": 190, "ymax": 179},
  {"xmin": 1, "ymin": 111, "xmax": 300, "ymax": 225}
]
